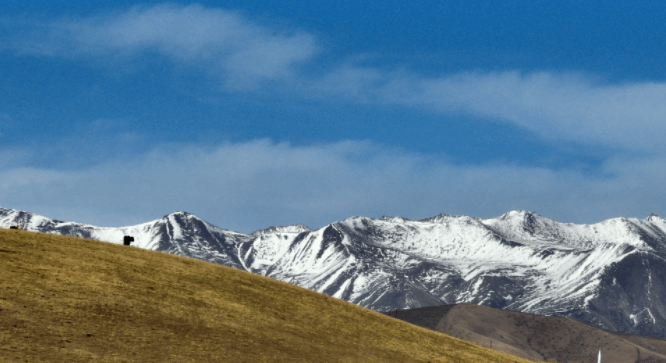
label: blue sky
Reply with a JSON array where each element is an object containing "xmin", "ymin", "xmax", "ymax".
[{"xmin": 1, "ymin": 1, "xmax": 665, "ymax": 232}]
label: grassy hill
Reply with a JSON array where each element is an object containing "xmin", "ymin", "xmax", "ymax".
[{"xmin": 0, "ymin": 228, "xmax": 537, "ymax": 363}]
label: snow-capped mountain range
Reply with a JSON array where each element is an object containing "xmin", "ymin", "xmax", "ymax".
[{"xmin": 2, "ymin": 206, "xmax": 666, "ymax": 339}]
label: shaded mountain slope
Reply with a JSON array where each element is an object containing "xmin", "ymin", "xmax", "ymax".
[
  {"xmin": 0, "ymin": 228, "xmax": 534, "ymax": 363},
  {"xmin": 382, "ymin": 304, "xmax": 666, "ymax": 363}
]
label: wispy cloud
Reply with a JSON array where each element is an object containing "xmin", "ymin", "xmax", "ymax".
[
  {"xmin": 3, "ymin": 4, "xmax": 317, "ymax": 88},
  {"xmin": 314, "ymin": 68, "xmax": 666, "ymax": 153},
  {"xmin": 4, "ymin": 5, "xmax": 665, "ymax": 153},
  {"xmin": 1, "ymin": 140, "xmax": 663, "ymax": 232}
]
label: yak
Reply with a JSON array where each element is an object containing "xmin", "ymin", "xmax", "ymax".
[
  {"xmin": 123, "ymin": 236, "xmax": 135, "ymax": 246},
  {"xmin": 9, "ymin": 225, "xmax": 21, "ymax": 230}
]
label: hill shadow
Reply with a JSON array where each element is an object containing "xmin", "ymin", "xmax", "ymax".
[{"xmin": 382, "ymin": 304, "xmax": 666, "ymax": 363}]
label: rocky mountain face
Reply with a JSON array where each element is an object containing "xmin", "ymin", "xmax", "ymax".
[
  {"xmin": 2, "ymin": 206, "xmax": 665, "ymax": 339},
  {"xmin": 0, "ymin": 208, "xmax": 248, "ymax": 268}
]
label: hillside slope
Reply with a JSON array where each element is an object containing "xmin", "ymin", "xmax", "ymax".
[
  {"xmin": 383, "ymin": 304, "xmax": 666, "ymax": 363},
  {"xmin": 0, "ymin": 228, "xmax": 533, "ymax": 363}
]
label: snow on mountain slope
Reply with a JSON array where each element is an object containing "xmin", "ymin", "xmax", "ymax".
[
  {"xmin": 2, "ymin": 206, "xmax": 666, "ymax": 338},
  {"xmin": 0, "ymin": 208, "xmax": 247, "ymax": 269},
  {"xmin": 249, "ymin": 224, "xmax": 311, "ymax": 237},
  {"xmin": 481, "ymin": 210, "xmax": 652, "ymax": 249}
]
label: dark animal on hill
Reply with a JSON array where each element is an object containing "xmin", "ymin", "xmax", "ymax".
[
  {"xmin": 123, "ymin": 236, "xmax": 135, "ymax": 246},
  {"xmin": 9, "ymin": 225, "xmax": 21, "ymax": 230}
]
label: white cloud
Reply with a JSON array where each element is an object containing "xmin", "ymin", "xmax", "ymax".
[
  {"xmin": 6, "ymin": 4, "xmax": 318, "ymax": 88},
  {"xmin": 1, "ymin": 140, "xmax": 664, "ymax": 233},
  {"xmin": 314, "ymin": 68, "xmax": 666, "ymax": 153},
  {"xmin": 5, "ymin": 5, "xmax": 666, "ymax": 153}
]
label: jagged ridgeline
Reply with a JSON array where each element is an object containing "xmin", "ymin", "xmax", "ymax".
[
  {"xmin": 0, "ymin": 228, "xmax": 533, "ymax": 362},
  {"xmin": 2, "ymin": 206, "xmax": 666, "ymax": 340}
]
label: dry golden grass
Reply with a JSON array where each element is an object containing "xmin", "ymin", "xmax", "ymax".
[{"xmin": 0, "ymin": 228, "xmax": 540, "ymax": 362}]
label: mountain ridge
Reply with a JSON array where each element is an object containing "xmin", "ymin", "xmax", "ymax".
[{"xmin": 2, "ymin": 206, "xmax": 666, "ymax": 339}]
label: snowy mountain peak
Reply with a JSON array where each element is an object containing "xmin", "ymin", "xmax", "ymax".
[
  {"xmin": 163, "ymin": 211, "xmax": 195, "ymax": 219},
  {"xmin": 418, "ymin": 213, "xmax": 451, "ymax": 223},
  {"xmin": 499, "ymin": 209, "xmax": 541, "ymax": 220},
  {"xmin": 340, "ymin": 216, "xmax": 373, "ymax": 226},
  {"xmin": 0, "ymin": 207, "xmax": 70, "ymax": 230},
  {"xmin": 249, "ymin": 224, "xmax": 311, "ymax": 237},
  {"xmin": 647, "ymin": 213, "xmax": 662, "ymax": 222},
  {"xmin": 379, "ymin": 216, "xmax": 410, "ymax": 223}
]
